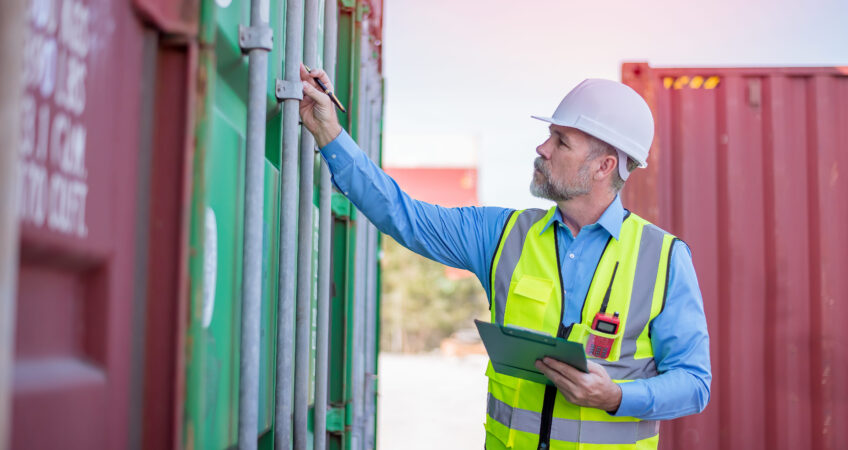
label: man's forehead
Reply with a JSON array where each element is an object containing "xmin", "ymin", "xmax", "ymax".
[{"xmin": 548, "ymin": 124, "xmax": 588, "ymax": 141}]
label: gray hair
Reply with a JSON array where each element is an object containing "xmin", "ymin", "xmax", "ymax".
[{"xmin": 585, "ymin": 136, "xmax": 640, "ymax": 192}]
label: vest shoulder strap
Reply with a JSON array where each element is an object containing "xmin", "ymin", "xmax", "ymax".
[{"xmin": 489, "ymin": 207, "xmax": 552, "ymax": 324}]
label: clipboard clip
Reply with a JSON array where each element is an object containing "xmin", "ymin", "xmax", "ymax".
[{"xmin": 501, "ymin": 325, "xmax": 557, "ymax": 346}]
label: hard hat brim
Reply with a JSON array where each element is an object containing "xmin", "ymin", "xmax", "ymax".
[{"xmin": 531, "ymin": 114, "xmax": 648, "ymax": 170}]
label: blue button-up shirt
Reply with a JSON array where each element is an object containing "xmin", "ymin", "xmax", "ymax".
[{"xmin": 321, "ymin": 130, "xmax": 711, "ymax": 420}]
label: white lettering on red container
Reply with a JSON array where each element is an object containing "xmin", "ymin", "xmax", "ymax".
[{"xmin": 19, "ymin": 0, "xmax": 91, "ymax": 238}]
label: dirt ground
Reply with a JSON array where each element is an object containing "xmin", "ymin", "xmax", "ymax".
[{"xmin": 378, "ymin": 353, "xmax": 489, "ymax": 449}]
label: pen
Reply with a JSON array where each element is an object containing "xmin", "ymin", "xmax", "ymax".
[{"xmin": 304, "ymin": 64, "xmax": 347, "ymax": 114}]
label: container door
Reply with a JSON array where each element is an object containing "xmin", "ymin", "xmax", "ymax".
[
  {"xmin": 13, "ymin": 0, "xmax": 147, "ymax": 447},
  {"xmin": 184, "ymin": 0, "xmax": 283, "ymax": 446}
]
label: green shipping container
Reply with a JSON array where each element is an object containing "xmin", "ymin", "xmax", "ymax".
[{"xmin": 183, "ymin": 0, "xmax": 383, "ymax": 448}]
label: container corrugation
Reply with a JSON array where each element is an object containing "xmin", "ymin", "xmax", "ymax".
[{"xmin": 621, "ymin": 62, "xmax": 848, "ymax": 450}]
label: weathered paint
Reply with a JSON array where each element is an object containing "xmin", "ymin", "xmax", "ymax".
[
  {"xmin": 621, "ymin": 62, "xmax": 848, "ymax": 450},
  {"xmin": 182, "ymin": 0, "xmax": 288, "ymax": 445}
]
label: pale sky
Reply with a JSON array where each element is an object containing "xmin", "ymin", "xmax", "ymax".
[{"xmin": 381, "ymin": 0, "xmax": 848, "ymax": 209}]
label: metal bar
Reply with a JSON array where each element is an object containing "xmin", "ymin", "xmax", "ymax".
[
  {"xmin": 361, "ymin": 66, "xmax": 373, "ymax": 450},
  {"xmin": 238, "ymin": 0, "xmax": 273, "ymax": 446},
  {"xmin": 351, "ymin": 24, "xmax": 375, "ymax": 448},
  {"xmin": 363, "ymin": 64, "xmax": 382, "ymax": 450},
  {"xmin": 363, "ymin": 218, "xmax": 377, "ymax": 450},
  {"xmin": 293, "ymin": 0, "xmax": 320, "ymax": 446},
  {"xmin": 355, "ymin": 23, "xmax": 376, "ymax": 450},
  {"xmin": 351, "ymin": 51, "xmax": 371, "ymax": 447},
  {"xmin": 350, "ymin": 214, "xmax": 368, "ymax": 450},
  {"xmin": 0, "ymin": 0, "xmax": 25, "ymax": 448},
  {"xmin": 275, "ymin": 0, "xmax": 304, "ymax": 447},
  {"xmin": 313, "ymin": 0, "xmax": 339, "ymax": 447}
]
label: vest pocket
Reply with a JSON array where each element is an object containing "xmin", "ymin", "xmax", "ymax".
[
  {"xmin": 505, "ymin": 275, "xmax": 555, "ymax": 330},
  {"xmin": 567, "ymin": 323, "xmax": 624, "ymax": 361}
]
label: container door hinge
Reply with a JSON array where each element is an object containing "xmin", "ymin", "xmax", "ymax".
[
  {"xmin": 238, "ymin": 24, "xmax": 273, "ymax": 53},
  {"xmin": 326, "ymin": 405, "xmax": 346, "ymax": 433},
  {"xmin": 275, "ymin": 79, "xmax": 304, "ymax": 101}
]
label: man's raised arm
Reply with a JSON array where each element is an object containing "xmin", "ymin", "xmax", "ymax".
[{"xmin": 298, "ymin": 64, "xmax": 512, "ymax": 291}]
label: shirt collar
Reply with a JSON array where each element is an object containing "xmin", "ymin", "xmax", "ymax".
[{"xmin": 539, "ymin": 195, "xmax": 625, "ymax": 240}]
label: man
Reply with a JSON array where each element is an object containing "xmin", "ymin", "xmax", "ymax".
[{"xmin": 300, "ymin": 65, "xmax": 711, "ymax": 449}]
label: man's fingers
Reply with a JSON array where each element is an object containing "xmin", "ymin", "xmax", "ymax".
[
  {"xmin": 302, "ymin": 82, "xmax": 327, "ymax": 104},
  {"xmin": 586, "ymin": 360, "xmax": 608, "ymax": 376},
  {"xmin": 306, "ymin": 67, "xmax": 334, "ymax": 91},
  {"xmin": 536, "ymin": 360, "xmax": 579, "ymax": 394},
  {"xmin": 299, "ymin": 63, "xmax": 335, "ymax": 92},
  {"xmin": 535, "ymin": 360, "xmax": 562, "ymax": 384},
  {"xmin": 542, "ymin": 357, "xmax": 585, "ymax": 384},
  {"xmin": 310, "ymin": 68, "xmax": 333, "ymax": 88},
  {"xmin": 299, "ymin": 64, "xmax": 316, "ymax": 85}
]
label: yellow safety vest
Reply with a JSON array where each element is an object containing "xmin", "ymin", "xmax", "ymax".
[{"xmin": 485, "ymin": 206, "xmax": 677, "ymax": 450}]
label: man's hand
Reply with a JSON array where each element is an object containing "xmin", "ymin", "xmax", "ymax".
[
  {"xmin": 299, "ymin": 63, "xmax": 342, "ymax": 147},
  {"xmin": 535, "ymin": 357, "xmax": 622, "ymax": 412}
]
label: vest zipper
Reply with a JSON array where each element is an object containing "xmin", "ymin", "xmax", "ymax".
[
  {"xmin": 537, "ymin": 385, "xmax": 557, "ymax": 449},
  {"xmin": 538, "ymin": 231, "xmax": 568, "ymax": 449},
  {"xmin": 539, "ymin": 213, "xmax": 632, "ymax": 448}
]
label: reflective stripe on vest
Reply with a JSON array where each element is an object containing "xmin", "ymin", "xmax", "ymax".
[
  {"xmin": 598, "ymin": 223, "xmax": 666, "ymax": 380},
  {"xmin": 491, "ymin": 208, "xmax": 549, "ymax": 325},
  {"xmin": 487, "ymin": 394, "xmax": 660, "ymax": 445}
]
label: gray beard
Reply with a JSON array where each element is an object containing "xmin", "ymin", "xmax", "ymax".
[{"xmin": 529, "ymin": 157, "xmax": 592, "ymax": 202}]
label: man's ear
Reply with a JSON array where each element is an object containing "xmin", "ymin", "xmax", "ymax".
[{"xmin": 595, "ymin": 154, "xmax": 618, "ymax": 180}]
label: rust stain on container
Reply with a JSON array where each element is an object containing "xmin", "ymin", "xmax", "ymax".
[{"xmin": 621, "ymin": 62, "xmax": 848, "ymax": 450}]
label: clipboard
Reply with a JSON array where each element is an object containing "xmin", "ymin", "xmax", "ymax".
[{"xmin": 474, "ymin": 319, "xmax": 588, "ymax": 386}]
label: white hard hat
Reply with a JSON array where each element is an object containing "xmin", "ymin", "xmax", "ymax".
[{"xmin": 532, "ymin": 79, "xmax": 654, "ymax": 181}]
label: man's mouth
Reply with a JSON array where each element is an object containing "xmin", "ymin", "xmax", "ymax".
[{"xmin": 534, "ymin": 159, "xmax": 546, "ymax": 175}]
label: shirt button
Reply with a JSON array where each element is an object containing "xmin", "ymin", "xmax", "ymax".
[
  {"xmin": 569, "ymin": 253, "xmax": 575, "ymax": 259},
  {"xmin": 331, "ymin": 154, "xmax": 336, "ymax": 159}
]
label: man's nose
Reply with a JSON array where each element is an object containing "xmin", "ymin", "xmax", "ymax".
[{"xmin": 536, "ymin": 139, "xmax": 551, "ymax": 159}]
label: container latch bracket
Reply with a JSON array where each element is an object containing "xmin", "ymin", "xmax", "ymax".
[
  {"xmin": 238, "ymin": 25, "xmax": 273, "ymax": 52},
  {"xmin": 276, "ymin": 79, "xmax": 304, "ymax": 101}
]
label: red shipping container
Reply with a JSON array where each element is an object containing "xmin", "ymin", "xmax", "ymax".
[
  {"xmin": 12, "ymin": 0, "xmax": 197, "ymax": 447},
  {"xmin": 383, "ymin": 167, "xmax": 478, "ymax": 208},
  {"xmin": 621, "ymin": 62, "xmax": 848, "ymax": 450}
]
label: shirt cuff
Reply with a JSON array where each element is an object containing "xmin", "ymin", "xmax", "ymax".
[
  {"xmin": 611, "ymin": 380, "xmax": 650, "ymax": 417},
  {"xmin": 319, "ymin": 128, "xmax": 356, "ymax": 171}
]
